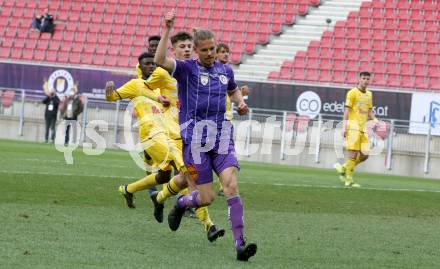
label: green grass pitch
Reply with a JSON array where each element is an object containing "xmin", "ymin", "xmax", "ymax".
[{"xmin": 1, "ymin": 139, "xmax": 440, "ymax": 269}]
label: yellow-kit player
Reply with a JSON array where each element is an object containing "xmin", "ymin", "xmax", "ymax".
[
  {"xmin": 105, "ymin": 52, "xmax": 185, "ymax": 213},
  {"xmin": 335, "ymin": 71, "xmax": 379, "ymax": 187}
]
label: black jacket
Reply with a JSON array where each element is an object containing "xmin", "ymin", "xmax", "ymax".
[{"xmin": 42, "ymin": 95, "xmax": 60, "ymax": 118}]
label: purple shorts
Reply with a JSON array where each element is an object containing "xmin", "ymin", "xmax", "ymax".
[{"xmin": 183, "ymin": 139, "xmax": 240, "ymax": 185}]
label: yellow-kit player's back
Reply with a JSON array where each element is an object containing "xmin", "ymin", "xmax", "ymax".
[
  {"xmin": 106, "ymin": 78, "xmax": 167, "ymax": 140},
  {"xmin": 146, "ymin": 67, "xmax": 178, "ymax": 108},
  {"xmin": 137, "ymin": 64, "xmax": 177, "ymax": 104},
  {"xmin": 345, "ymin": 87, "xmax": 373, "ymax": 132},
  {"xmin": 145, "ymin": 67, "xmax": 180, "ymax": 137}
]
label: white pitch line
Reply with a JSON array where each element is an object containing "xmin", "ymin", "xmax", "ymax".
[
  {"xmin": 244, "ymin": 181, "xmax": 440, "ymax": 194},
  {"xmin": 0, "ymin": 170, "xmax": 135, "ymax": 180},
  {"xmin": 0, "ymin": 157, "xmax": 129, "ymax": 168},
  {"xmin": 2, "ymin": 169, "xmax": 440, "ymax": 194}
]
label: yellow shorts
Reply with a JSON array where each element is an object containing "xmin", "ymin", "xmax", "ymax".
[
  {"xmin": 345, "ymin": 130, "xmax": 369, "ymax": 153},
  {"xmin": 140, "ymin": 134, "xmax": 184, "ymax": 172}
]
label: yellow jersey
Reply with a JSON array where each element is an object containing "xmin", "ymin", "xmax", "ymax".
[
  {"xmin": 136, "ymin": 63, "xmax": 142, "ymax": 79},
  {"xmin": 145, "ymin": 67, "xmax": 181, "ymax": 139},
  {"xmin": 345, "ymin": 87, "xmax": 373, "ymax": 132},
  {"xmin": 106, "ymin": 79, "xmax": 168, "ymax": 140},
  {"xmin": 146, "ymin": 67, "xmax": 179, "ymax": 108}
]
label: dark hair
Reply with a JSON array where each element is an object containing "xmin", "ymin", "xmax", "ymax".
[
  {"xmin": 171, "ymin": 31, "xmax": 193, "ymax": 45},
  {"xmin": 216, "ymin": 42, "xmax": 230, "ymax": 53},
  {"xmin": 138, "ymin": 52, "xmax": 155, "ymax": 63},
  {"xmin": 359, "ymin": 71, "xmax": 371, "ymax": 77},
  {"xmin": 148, "ymin": 35, "xmax": 161, "ymax": 42},
  {"xmin": 192, "ymin": 28, "xmax": 215, "ymax": 46}
]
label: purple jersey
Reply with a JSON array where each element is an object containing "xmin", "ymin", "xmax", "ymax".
[{"xmin": 172, "ymin": 59, "xmax": 237, "ymax": 144}]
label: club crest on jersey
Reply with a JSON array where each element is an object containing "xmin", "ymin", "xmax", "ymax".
[
  {"xmin": 219, "ymin": 75, "xmax": 228, "ymax": 85},
  {"xmin": 200, "ymin": 74, "xmax": 209, "ymax": 86}
]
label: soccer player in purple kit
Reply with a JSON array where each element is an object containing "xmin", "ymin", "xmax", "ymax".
[{"xmin": 154, "ymin": 9, "xmax": 257, "ymax": 261}]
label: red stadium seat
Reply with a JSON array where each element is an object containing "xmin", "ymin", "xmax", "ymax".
[
  {"xmin": 372, "ymin": 73, "xmax": 387, "ymax": 87},
  {"xmin": 334, "ymin": 60, "xmax": 347, "ymax": 71},
  {"xmin": 401, "ymin": 63, "xmax": 413, "ymax": 76},
  {"xmin": 319, "ymin": 70, "xmax": 332, "ymax": 82},
  {"xmin": 293, "ymin": 51, "xmax": 307, "ymax": 68},
  {"xmin": 428, "ymin": 78, "xmax": 440, "ymax": 91},
  {"xmin": 292, "ymin": 68, "xmax": 307, "ymax": 81},
  {"xmin": 56, "ymin": 51, "xmax": 68, "ymax": 62},
  {"xmin": 387, "ymin": 74, "xmax": 400, "ymax": 88},
  {"xmin": 230, "ymin": 53, "xmax": 241, "ymax": 64},
  {"xmin": 414, "ymin": 64, "xmax": 427, "ymax": 77},
  {"xmin": 320, "ymin": 58, "xmax": 332, "ymax": 70},
  {"xmin": 306, "ymin": 57, "xmax": 319, "ymax": 69},
  {"xmin": 0, "ymin": 41, "xmax": 10, "ymax": 56},
  {"xmin": 298, "ymin": 5, "xmax": 308, "ymax": 16},
  {"xmin": 414, "ymin": 76, "xmax": 429, "ymax": 90},
  {"xmin": 268, "ymin": 71, "xmax": 280, "ymax": 80},
  {"xmin": 400, "ymin": 75, "xmax": 415, "ymax": 89},
  {"xmin": 2, "ymin": 0, "xmax": 436, "ymax": 90},
  {"xmin": 116, "ymin": 56, "xmax": 130, "ymax": 68},
  {"xmin": 333, "ymin": 70, "xmax": 346, "ymax": 83},
  {"xmin": 80, "ymin": 52, "xmax": 93, "ymax": 65},
  {"xmin": 46, "ymin": 51, "xmax": 57, "ymax": 62},
  {"xmin": 70, "ymin": 53, "xmax": 81, "ymax": 64},
  {"xmin": 305, "ymin": 68, "xmax": 319, "ymax": 81}
]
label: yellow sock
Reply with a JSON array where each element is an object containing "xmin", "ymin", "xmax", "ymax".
[
  {"xmin": 156, "ymin": 176, "xmax": 182, "ymax": 203},
  {"xmin": 354, "ymin": 154, "xmax": 362, "ymax": 165},
  {"xmin": 127, "ymin": 173, "xmax": 157, "ymax": 193},
  {"xmin": 179, "ymin": 188, "xmax": 189, "ymax": 195},
  {"xmin": 343, "ymin": 158, "xmax": 356, "ymax": 182},
  {"xmin": 195, "ymin": 207, "xmax": 214, "ymax": 232}
]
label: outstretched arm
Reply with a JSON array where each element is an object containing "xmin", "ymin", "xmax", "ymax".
[
  {"xmin": 105, "ymin": 81, "xmax": 119, "ymax": 101},
  {"xmin": 229, "ymin": 88, "xmax": 248, "ymax": 115},
  {"xmin": 154, "ymin": 9, "xmax": 176, "ymax": 73}
]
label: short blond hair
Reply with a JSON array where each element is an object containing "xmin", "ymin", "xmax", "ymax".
[{"xmin": 192, "ymin": 28, "xmax": 215, "ymax": 46}]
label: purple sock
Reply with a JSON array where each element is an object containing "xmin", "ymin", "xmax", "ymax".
[
  {"xmin": 176, "ymin": 191, "xmax": 200, "ymax": 208},
  {"xmin": 227, "ymin": 196, "xmax": 245, "ymax": 249}
]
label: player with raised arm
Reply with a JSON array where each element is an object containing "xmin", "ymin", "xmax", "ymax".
[
  {"xmin": 154, "ymin": 10, "xmax": 257, "ymax": 261},
  {"xmin": 335, "ymin": 71, "xmax": 379, "ymax": 187},
  {"xmin": 144, "ymin": 31, "xmax": 226, "ymax": 242}
]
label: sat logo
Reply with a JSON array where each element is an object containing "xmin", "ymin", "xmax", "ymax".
[{"xmin": 43, "ymin": 69, "xmax": 77, "ymax": 96}]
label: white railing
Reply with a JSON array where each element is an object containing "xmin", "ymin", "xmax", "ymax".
[{"xmin": 1, "ymin": 89, "xmax": 439, "ymax": 175}]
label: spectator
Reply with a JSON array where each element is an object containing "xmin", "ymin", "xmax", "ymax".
[
  {"xmin": 40, "ymin": 9, "xmax": 54, "ymax": 35},
  {"xmin": 31, "ymin": 15, "xmax": 42, "ymax": 32},
  {"xmin": 61, "ymin": 89, "xmax": 83, "ymax": 146},
  {"xmin": 42, "ymin": 89, "xmax": 60, "ymax": 143}
]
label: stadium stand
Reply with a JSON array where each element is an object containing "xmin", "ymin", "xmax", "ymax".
[
  {"xmin": 0, "ymin": 0, "xmax": 319, "ymax": 66},
  {"xmin": 0, "ymin": 0, "xmax": 438, "ymax": 91},
  {"xmin": 268, "ymin": 0, "xmax": 440, "ymax": 91}
]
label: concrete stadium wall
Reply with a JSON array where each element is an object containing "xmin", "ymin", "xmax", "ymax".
[{"xmin": 1, "ymin": 114, "xmax": 439, "ymax": 180}]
